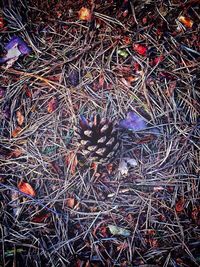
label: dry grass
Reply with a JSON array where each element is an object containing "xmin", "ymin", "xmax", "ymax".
[{"xmin": 0, "ymin": 1, "xmax": 200, "ymax": 266}]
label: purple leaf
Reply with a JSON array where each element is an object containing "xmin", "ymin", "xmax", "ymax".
[
  {"xmin": 68, "ymin": 70, "xmax": 79, "ymax": 86},
  {"xmin": 79, "ymin": 115, "xmax": 89, "ymax": 130},
  {"xmin": 0, "ymin": 36, "xmax": 31, "ymax": 67},
  {"xmin": 119, "ymin": 111, "xmax": 147, "ymax": 131},
  {"xmin": 5, "ymin": 36, "xmax": 31, "ymax": 55}
]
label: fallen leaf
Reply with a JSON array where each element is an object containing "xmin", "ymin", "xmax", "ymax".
[
  {"xmin": 78, "ymin": 7, "xmax": 91, "ymax": 21},
  {"xmin": 167, "ymin": 80, "xmax": 177, "ymax": 97},
  {"xmin": 119, "ymin": 112, "xmax": 147, "ymax": 131},
  {"xmin": 123, "ymin": 36, "xmax": 131, "ymax": 45},
  {"xmin": 68, "ymin": 69, "xmax": 80, "ymax": 86},
  {"xmin": 18, "ymin": 181, "xmax": 36, "ymax": 197},
  {"xmin": 65, "ymin": 152, "xmax": 78, "ymax": 174},
  {"xmin": 0, "ymin": 87, "xmax": 5, "ymax": 98},
  {"xmin": 153, "ymin": 55, "xmax": 164, "ymax": 65},
  {"xmin": 108, "ymin": 224, "xmax": 131, "ymax": 237},
  {"xmin": 118, "ymin": 159, "xmax": 129, "ymax": 175},
  {"xmin": 0, "ymin": 17, "xmax": 4, "ymax": 29},
  {"xmin": 175, "ymin": 197, "xmax": 185, "ymax": 212},
  {"xmin": 47, "ymin": 97, "xmax": 57, "ymax": 113},
  {"xmin": 32, "ymin": 212, "xmax": 50, "ymax": 223},
  {"xmin": 11, "ymin": 127, "xmax": 22, "ymax": 138},
  {"xmin": 0, "ymin": 36, "xmax": 31, "ymax": 68},
  {"xmin": 7, "ymin": 148, "xmax": 23, "ymax": 158},
  {"xmin": 133, "ymin": 44, "xmax": 147, "ymax": 56},
  {"xmin": 106, "ymin": 163, "xmax": 113, "ymax": 174},
  {"xmin": 16, "ymin": 110, "xmax": 24, "ymax": 126},
  {"xmin": 117, "ymin": 49, "xmax": 129, "ymax": 58},
  {"xmin": 126, "ymin": 158, "xmax": 137, "ymax": 167},
  {"xmin": 66, "ymin": 198, "xmax": 75, "ymax": 209},
  {"xmin": 178, "ymin": 16, "xmax": 193, "ymax": 28}
]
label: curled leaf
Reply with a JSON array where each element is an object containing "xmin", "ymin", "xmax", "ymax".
[
  {"xmin": 18, "ymin": 181, "xmax": 36, "ymax": 197},
  {"xmin": 78, "ymin": 7, "xmax": 91, "ymax": 21},
  {"xmin": 108, "ymin": 224, "xmax": 131, "ymax": 237},
  {"xmin": 119, "ymin": 112, "xmax": 146, "ymax": 131}
]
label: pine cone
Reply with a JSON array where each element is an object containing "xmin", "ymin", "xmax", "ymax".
[{"xmin": 76, "ymin": 114, "xmax": 120, "ymax": 164}]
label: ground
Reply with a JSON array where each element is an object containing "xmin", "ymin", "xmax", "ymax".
[{"xmin": 0, "ymin": 0, "xmax": 200, "ymax": 266}]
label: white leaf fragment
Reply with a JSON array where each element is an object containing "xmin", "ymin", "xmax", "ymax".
[
  {"xmin": 118, "ymin": 158, "xmax": 137, "ymax": 175},
  {"xmin": 108, "ymin": 224, "xmax": 131, "ymax": 237}
]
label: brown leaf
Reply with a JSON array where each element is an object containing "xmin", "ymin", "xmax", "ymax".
[
  {"xmin": 18, "ymin": 181, "xmax": 36, "ymax": 197},
  {"xmin": 47, "ymin": 97, "xmax": 57, "ymax": 113},
  {"xmin": 65, "ymin": 152, "xmax": 78, "ymax": 174},
  {"xmin": 178, "ymin": 16, "xmax": 193, "ymax": 28},
  {"xmin": 78, "ymin": 7, "xmax": 91, "ymax": 21},
  {"xmin": 7, "ymin": 147, "xmax": 23, "ymax": 158},
  {"xmin": 16, "ymin": 110, "xmax": 24, "ymax": 126},
  {"xmin": 175, "ymin": 197, "xmax": 185, "ymax": 212},
  {"xmin": 11, "ymin": 127, "xmax": 22, "ymax": 138},
  {"xmin": 167, "ymin": 80, "xmax": 177, "ymax": 97}
]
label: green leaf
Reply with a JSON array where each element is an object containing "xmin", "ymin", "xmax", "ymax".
[
  {"xmin": 108, "ymin": 224, "xmax": 131, "ymax": 237},
  {"xmin": 117, "ymin": 49, "xmax": 129, "ymax": 58}
]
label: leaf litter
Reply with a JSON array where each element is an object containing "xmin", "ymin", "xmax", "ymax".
[{"xmin": 0, "ymin": 1, "xmax": 199, "ymax": 266}]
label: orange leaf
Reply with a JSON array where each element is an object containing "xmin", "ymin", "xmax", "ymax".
[
  {"xmin": 78, "ymin": 7, "xmax": 91, "ymax": 21},
  {"xmin": 133, "ymin": 44, "xmax": 147, "ymax": 56},
  {"xmin": 47, "ymin": 97, "xmax": 57, "ymax": 113},
  {"xmin": 16, "ymin": 111, "xmax": 24, "ymax": 126},
  {"xmin": 178, "ymin": 16, "xmax": 193, "ymax": 28},
  {"xmin": 175, "ymin": 197, "xmax": 185, "ymax": 212},
  {"xmin": 11, "ymin": 127, "xmax": 22, "ymax": 138},
  {"xmin": 18, "ymin": 181, "xmax": 36, "ymax": 197},
  {"xmin": 66, "ymin": 198, "xmax": 75, "ymax": 208}
]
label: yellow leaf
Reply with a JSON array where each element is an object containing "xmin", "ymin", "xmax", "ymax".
[{"xmin": 78, "ymin": 7, "xmax": 91, "ymax": 21}]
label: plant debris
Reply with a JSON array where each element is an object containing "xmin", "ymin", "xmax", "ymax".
[{"xmin": 0, "ymin": 1, "xmax": 199, "ymax": 266}]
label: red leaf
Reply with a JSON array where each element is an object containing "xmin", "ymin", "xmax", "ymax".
[
  {"xmin": 153, "ymin": 55, "xmax": 164, "ymax": 65},
  {"xmin": 0, "ymin": 17, "xmax": 5, "ymax": 29},
  {"xmin": 175, "ymin": 197, "xmax": 185, "ymax": 212},
  {"xmin": 47, "ymin": 97, "xmax": 57, "ymax": 113},
  {"xmin": 32, "ymin": 212, "xmax": 50, "ymax": 223},
  {"xmin": 133, "ymin": 44, "xmax": 147, "ymax": 56},
  {"xmin": 18, "ymin": 181, "xmax": 36, "ymax": 197}
]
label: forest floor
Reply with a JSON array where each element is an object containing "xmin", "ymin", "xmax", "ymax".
[{"xmin": 0, "ymin": 1, "xmax": 200, "ymax": 266}]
